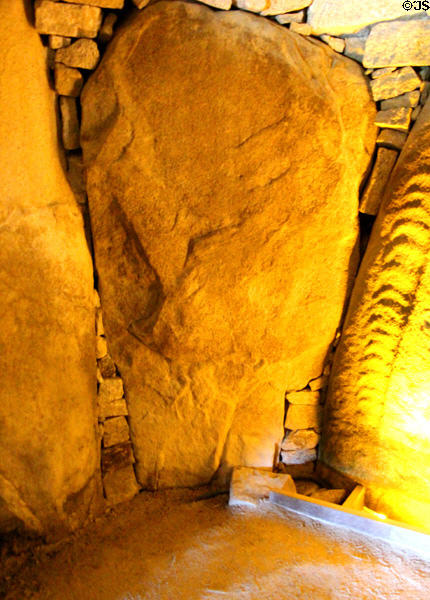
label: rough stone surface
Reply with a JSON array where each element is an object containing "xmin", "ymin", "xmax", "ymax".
[
  {"xmin": 56, "ymin": 39, "xmax": 100, "ymax": 70},
  {"xmin": 320, "ymin": 34, "xmax": 345, "ymax": 53},
  {"xmin": 375, "ymin": 107, "xmax": 412, "ymax": 131},
  {"xmin": 98, "ymin": 378, "xmax": 128, "ymax": 418},
  {"xmin": 321, "ymin": 97, "xmax": 430, "ymax": 529},
  {"xmin": 103, "ymin": 417, "xmax": 130, "ymax": 447},
  {"xmin": 360, "ymin": 147, "xmax": 398, "ymax": 216},
  {"xmin": 62, "ymin": 0, "xmax": 124, "ymax": 8},
  {"xmin": 376, "ymin": 128, "xmax": 407, "ymax": 150},
  {"xmin": 59, "ymin": 96, "xmax": 80, "ymax": 150},
  {"xmin": 280, "ymin": 448, "xmax": 317, "ymax": 464},
  {"xmin": 308, "ymin": 0, "xmax": 420, "ymax": 36},
  {"xmin": 285, "ymin": 404, "xmax": 323, "ymax": 430},
  {"xmin": 286, "ymin": 390, "xmax": 320, "ymax": 405},
  {"xmin": 229, "ymin": 467, "xmax": 296, "ymax": 507},
  {"xmin": 364, "ymin": 20, "xmax": 430, "ymax": 68},
  {"xmin": 0, "ymin": 0, "xmax": 99, "ymax": 536},
  {"xmin": 370, "ymin": 67, "xmax": 422, "ymax": 102},
  {"xmin": 35, "ymin": 0, "xmax": 102, "ymax": 38},
  {"xmin": 281, "ymin": 429, "xmax": 320, "ymax": 451},
  {"xmin": 102, "ymin": 465, "xmax": 139, "ymax": 505},
  {"xmin": 49, "ymin": 35, "xmax": 71, "ymax": 49},
  {"xmin": 81, "ymin": 1, "xmax": 376, "ymax": 489},
  {"xmin": 261, "ymin": 0, "xmax": 312, "ymax": 16},
  {"xmin": 55, "ymin": 64, "xmax": 83, "ymax": 97},
  {"xmin": 381, "ymin": 90, "xmax": 420, "ymax": 111}
]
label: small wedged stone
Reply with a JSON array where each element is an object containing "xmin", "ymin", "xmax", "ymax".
[
  {"xmin": 261, "ymin": 0, "xmax": 312, "ymax": 16},
  {"xmin": 376, "ymin": 129, "xmax": 407, "ymax": 151},
  {"xmin": 281, "ymin": 429, "xmax": 320, "ymax": 451},
  {"xmin": 311, "ymin": 488, "xmax": 347, "ymax": 504},
  {"xmin": 133, "ymin": 0, "xmax": 151, "ymax": 7},
  {"xmin": 49, "ymin": 35, "xmax": 71, "ymax": 49},
  {"xmin": 309, "ymin": 375, "xmax": 328, "ymax": 391},
  {"xmin": 200, "ymin": 0, "xmax": 232, "ymax": 8},
  {"xmin": 103, "ymin": 416, "xmax": 130, "ymax": 447},
  {"xmin": 286, "ymin": 390, "xmax": 320, "ymax": 405},
  {"xmin": 229, "ymin": 466, "xmax": 296, "ymax": 507},
  {"xmin": 275, "ymin": 11, "xmax": 304, "ymax": 24},
  {"xmin": 62, "ymin": 0, "xmax": 124, "ymax": 8},
  {"xmin": 99, "ymin": 377, "xmax": 124, "ymax": 401},
  {"xmin": 98, "ymin": 378, "xmax": 128, "ymax": 418},
  {"xmin": 364, "ymin": 20, "xmax": 430, "ymax": 68},
  {"xmin": 55, "ymin": 64, "xmax": 83, "ymax": 97},
  {"xmin": 96, "ymin": 308, "xmax": 104, "ymax": 336},
  {"xmin": 103, "ymin": 465, "xmax": 139, "ymax": 505},
  {"xmin": 360, "ymin": 147, "xmax": 398, "ymax": 216},
  {"xmin": 285, "ymin": 404, "xmax": 323, "ymax": 430},
  {"xmin": 98, "ymin": 354, "xmax": 117, "ymax": 378},
  {"xmin": 280, "ymin": 448, "xmax": 317, "ymax": 464},
  {"xmin": 320, "ymin": 34, "xmax": 345, "ymax": 53},
  {"xmin": 371, "ymin": 67, "xmax": 395, "ymax": 79},
  {"xmin": 375, "ymin": 107, "xmax": 412, "ymax": 132},
  {"xmin": 380, "ymin": 91, "xmax": 420, "ymax": 111},
  {"xmin": 343, "ymin": 31, "xmax": 368, "ymax": 63},
  {"xmin": 96, "ymin": 335, "xmax": 107, "ymax": 358},
  {"xmin": 102, "ymin": 442, "xmax": 134, "ymax": 473},
  {"xmin": 290, "ymin": 22, "xmax": 312, "ymax": 35},
  {"xmin": 234, "ymin": 0, "xmax": 267, "ymax": 12},
  {"xmin": 56, "ymin": 39, "xmax": 100, "ymax": 70},
  {"xmin": 99, "ymin": 13, "xmax": 118, "ymax": 45},
  {"xmin": 412, "ymin": 105, "xmax": 422, "ymax": 122},
  {"xmin": 370, "ymin": 67, "xmax": 421, "ymax": 102},
  {"xmin": 59, "ymin": 96, "xmax": 80, "ymax": 150},
  {"xmin": 66, "ymin": 153, "xmax": 86, "ymax": 203},
  {"xmin": 35, "ymin": 0, "xmax": 102, "ymax": 38}
]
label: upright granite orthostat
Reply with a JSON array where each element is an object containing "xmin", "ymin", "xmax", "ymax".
[
  {"xmin": 81, "ymin": 1, "xmax": 376, "ymax": 489},
  {"xmin": 0, "ymin": 0, "xmax": 100, "ymax": 537},
  {"xmin": 321, "ymin": 98, "xmax": 430, "ymax": 529}
]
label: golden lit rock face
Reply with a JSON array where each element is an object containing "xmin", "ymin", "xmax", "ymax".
[
  {"xmin": 81, "ymin": 1, "xmax": 375, "ymax": 489},
  {"xmin": 322, "ymin": 98, "xmax": 430, "ymax": 529},
  {"xmin": 0, "ymin": 0, "xmax": 99, "ymax": 535}
]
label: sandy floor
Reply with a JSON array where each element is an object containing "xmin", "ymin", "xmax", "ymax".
[{"xmin": 4, "ymin": 489, "xmax": 430, "ymax": 599}]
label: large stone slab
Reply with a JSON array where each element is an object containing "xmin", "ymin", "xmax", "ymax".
[
  {"xmin": 307, "ymin": 0, "xmax": 416, "ymax": 36},
  {"xmin": 81, "ymin": 1, "xmax": 376, "ymax": 490},
  {"xmin": 364, "ymin": 20, "xmax": 430, "ymax": 68},
  {"xmin": 321, "ymin": 97, "xmax": 430, "ymax": 529},
  {"xmin": 0, "ymin": 0, "xmax": 99, "ymax": 537}
]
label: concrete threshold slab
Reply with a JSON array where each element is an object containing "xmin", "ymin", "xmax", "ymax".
[{"xmin": 270, "ymin": 490, "xmax": 430, "ymax": 555}]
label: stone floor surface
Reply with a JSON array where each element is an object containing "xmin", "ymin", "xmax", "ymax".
[{"xmin": 3, "ymin": 488, "xmax": 430, "ymax": 599}]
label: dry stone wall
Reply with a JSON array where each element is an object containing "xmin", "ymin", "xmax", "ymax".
[{"xmin": 30, "ymin": 0, "xmax": 430, "ymax": 499}]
